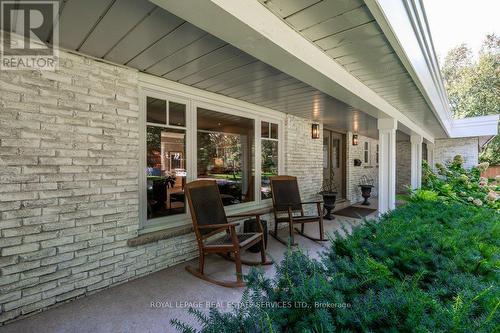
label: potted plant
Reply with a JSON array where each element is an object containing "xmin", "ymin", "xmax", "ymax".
[
  {"xmin": 319, "ymin": 174, "xmax": 338, "ymax": 220},
  {"xmin": 358, "ymin": 175, "xmax": 374, "ymax": 206}
]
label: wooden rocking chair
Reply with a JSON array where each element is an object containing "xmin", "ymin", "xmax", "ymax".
[
  {"xmin": 270, "ymin": 175, "xmax": 327, "ymax": 246},
  {"xmin": 184, "ymin": 180, "xmax": 272, "ymax": 288}
]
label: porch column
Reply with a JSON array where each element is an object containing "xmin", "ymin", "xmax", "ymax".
[
  {"xmin": 410, "ymin": 134, "xmax": 423, "ymax": 189},
  {"xmin": 378, "ymin": 118, "xmax": 397, "ymax": 213},
  {"xmin": 426, "ymin": 143, "xmax": 435, "ymax": 170}
]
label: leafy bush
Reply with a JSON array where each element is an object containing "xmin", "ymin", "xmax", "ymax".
[
  {"xmin": 172, "ymin": 197, "xmax": 500, "ymax": 332},
  {"xmin": 422, "ymin": 156, "xmax": 499, "ymax": 210}
]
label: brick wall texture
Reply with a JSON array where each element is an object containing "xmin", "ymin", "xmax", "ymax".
[
  {"xmin": 284, "ymin": 115, "xmax": 323, "ymax": 213},
  {"xmin": 396, "ymin": 141, "xmax": 411, "ymax": 194},
  {"xmin": 0, "ymin": 50, "xmax": 322, "ymax": 324},
  {"xmin": 346, "ymin": 132, "xmax": 379, "ymax": 203},
  {"xmin": 434, "ymin": 138, "xmax": 479, "ymax": 169}
]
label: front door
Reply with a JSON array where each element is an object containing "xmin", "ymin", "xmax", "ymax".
[{"xmin": 323, "ymin": 130, "xmax": 345, "ymax": 199}]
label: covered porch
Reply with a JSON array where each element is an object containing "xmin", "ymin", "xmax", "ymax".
[{"xmin": 1, "ymin": 0, "xmax": 498, "ymax": 329}]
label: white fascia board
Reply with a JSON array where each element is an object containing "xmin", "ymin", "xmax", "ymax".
[
  {"xmin": 450, "ymin": 115, "xmax": 499, "ymax": 138},
  {"xmin": 365, "ymin": 0, "xmax": 452, "ymax": 136},
  {"xmin": 150, "ymin": 0, "xmax": 435, "ymax": 143}
]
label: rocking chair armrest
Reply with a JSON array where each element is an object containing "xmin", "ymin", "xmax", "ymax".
[
  {"xmin": 197, "ymin": 222, "xmax": 239, "ymax": 230},
  {"xmin": 227, "ymin": 212, "xmax": 263, "ymax": 219},
  {"xmin": 275, "ymin": 204, "xmax": 297, "ymax": 211},
  {"xmin": 227, "ymin": 213, "xmax": 265, "ymax": 233},
  {"xmin": 301, "ymin": 201, "xmax": 323, "ymax": 205}
]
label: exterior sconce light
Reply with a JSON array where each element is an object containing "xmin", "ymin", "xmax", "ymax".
[
  {"xmin": 352, "ymin": 134, "xmax": 359, "ymax": 146},
  {"xmin": 311, "ymin": 123, "xmax": 320, "ymax": 139}
]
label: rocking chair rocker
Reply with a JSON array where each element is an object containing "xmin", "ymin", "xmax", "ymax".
[
  {"xmin": 270, "ymin": 176, "xmax": 327, "ymax": 246},
  {"xmin": 184, "ymin": 180, "xmax": 272, "ymax": 288}
]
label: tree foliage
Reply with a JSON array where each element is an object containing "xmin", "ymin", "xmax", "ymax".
[{"xmin": 441, "ymin": 34, "xmax": 500, "ymax": 164}]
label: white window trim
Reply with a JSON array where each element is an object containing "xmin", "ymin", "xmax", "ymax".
[
  {"xmin": 363, "ymin": 141, "xmax": 370, "ymax": 165},
  {"xmin": 138, "ymin": 73, "xmax": 285, "ymax": 234}
]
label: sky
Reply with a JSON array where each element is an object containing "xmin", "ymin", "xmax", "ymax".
[{"xmin": 423, "ymin": 0, "xmax": 500, "ymax": 61}]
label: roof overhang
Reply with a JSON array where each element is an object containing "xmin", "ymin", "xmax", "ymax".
[
  {"xmin": 151, "ymin": 0, "xmax": 436, "ymax": 142},
  {"xmin": 450, "ymin": 115, "xmax": 499, "ymax": 138},
  {"xmin": 364, "ymin": 0, "xmax": 453, "ymax": 136}
]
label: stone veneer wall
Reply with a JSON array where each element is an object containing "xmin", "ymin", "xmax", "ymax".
[
  {"xmin": 0, "ymin": 50, "xmax": 323, "ymax": 324},
  {"xmin": 346, "ymin": 132, "xmax": 379, "ymax": 203},
  {"xmin": 434, "ymin": 138, "xmax": 479, "ymax": 170},
  {"xmin": 396, "ymin": 141, "xmax": 411, "ymax": 194},
  {"xmin": 284, "ymin": 115, "xmax": 323, "ymax": 213}
]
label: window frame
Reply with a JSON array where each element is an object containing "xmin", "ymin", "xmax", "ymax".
[
  {"xmin": 363, "ymin": 141, "xmax": 370, "ymax": 164},
  {"xmin": 260, "ymin": 121, "xmax": 280, "ymax": 200},
  {"xmin": 138, "ymin": 78, "xmax": 284, "ymax": 233}
]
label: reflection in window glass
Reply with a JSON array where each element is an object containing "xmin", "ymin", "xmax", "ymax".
[
  {"xmin": 332, "ymin": 139, "xmax": 339, "ymax": 168},
  {"xmin": 146, "ymin": 126, "xmax": 186, "ymax": 220},
  {"xmin": 147, "ymin": 97, "xmax": 166, "ymax": 124},
  {"xmin": 169, "ymin": 101, "xmax": 186, "ymax": 127},
  {"xmin": 261, "ymin": 139, "xmax": 278, "ymax": 199},
  {"xmin": 197, "ymin": 108, "xmax": 255, "ymax": 206},
  {"xmin": 261, "ymin": 121, "xmax": 269, "ymax": 138},
  {"xmin": 270, "ymin": 123, "xmax": 278, "ymax": 139}
]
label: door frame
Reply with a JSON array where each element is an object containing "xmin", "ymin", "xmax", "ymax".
[{"xmin": 323, "ymin": 128, "xmax": 347, "ymax": 200}]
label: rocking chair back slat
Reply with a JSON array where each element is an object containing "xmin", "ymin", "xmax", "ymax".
[
  {"xmin": 270, "ymin": 176, "xmax": 302, "ymax": 211},
  {"xmin": 185, "ymin": 180, "xmax": 227, "ymax": 236}
]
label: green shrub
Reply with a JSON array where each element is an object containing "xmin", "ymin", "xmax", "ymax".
[
  {"xmin": 422, "ymin": 157, "xmax": 499, "ymax": 210},
  {"xmin": 172, "ymin": 199, "xmax": 500, "ymax": 332}
]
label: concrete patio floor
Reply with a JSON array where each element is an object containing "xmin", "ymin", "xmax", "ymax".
[{"xmin": 2, "ymin": 204, "xmax": 377, "ymax": 333}]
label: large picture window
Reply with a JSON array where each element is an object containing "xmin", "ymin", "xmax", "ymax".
[
  {"xmin": 140, "ymin": 84, "xmax": 283, "ymax": 229},
  {"xmin": 197, "ymin": 107, "xmax": 255, "ymax": 206}
]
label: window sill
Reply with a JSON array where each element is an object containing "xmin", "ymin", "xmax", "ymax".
[{"xmin": 128, "ymin": 224, "xmax": 193, "ymax": 247}]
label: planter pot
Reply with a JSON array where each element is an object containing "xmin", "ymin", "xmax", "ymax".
[
  {"xmin": 320, "ymin": 192, "xmax": 337, "ymax": 220},
  {"xmin": 358, "ymin": 185, "xmax": 374, "ymax": 206}
]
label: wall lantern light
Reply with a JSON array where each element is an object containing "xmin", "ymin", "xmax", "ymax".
[
  {"xmin": 352, "ymin": 134, "xmax": 359, "ymax": 146},
  {"xmin": 311, "ymin": 123, "xmax": 320, "ymax": 139}
]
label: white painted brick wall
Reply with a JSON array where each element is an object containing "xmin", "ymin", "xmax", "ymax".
[
  {"xmin": 0, "ymin": 50, "xmax": 323, "ymax": 324},
  {"xmin": 0, "ymin": 50, "xmax": 201, "ymax": 324},
  {"xmin": 434, "ymin": 138, "xmax": 479, "ymax": 169},
  {"xmin": 346, "ymin": 132, "xmax": 379, "ymax": 203},
  {"xmin": 284, "ymin": 115, "xmax": 323, "ymax": 214}
]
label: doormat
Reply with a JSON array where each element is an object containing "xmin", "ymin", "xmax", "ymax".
[{"xmin": 333, "ymin": 206, "xmax": 377, "ymax": 219}]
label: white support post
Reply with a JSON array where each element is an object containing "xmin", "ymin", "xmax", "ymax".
[
  {"xmin": 426, "ymin": 143, "xmax": 434, "ymax": 171},
  {"xmin": 378, "ymin": 118, "xmax": 397, "ymax": 213},
  {"xmin": 410, "ymin": 134, "xmax": 423, "ymax": 190}
]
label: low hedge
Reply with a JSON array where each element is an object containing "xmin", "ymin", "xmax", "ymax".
[{"xmin": 172, "ymin": 198, "xmax": 499, "ymax": 332}]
